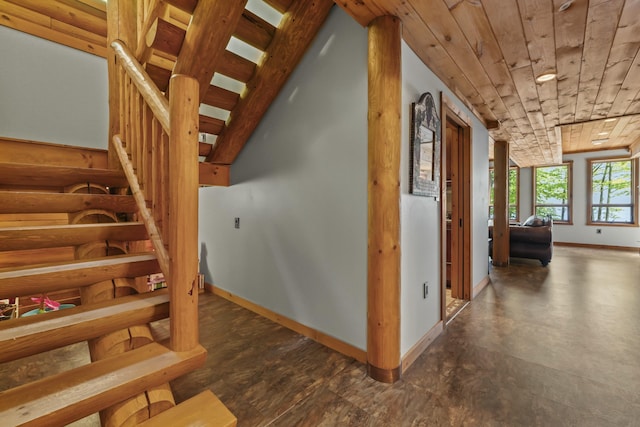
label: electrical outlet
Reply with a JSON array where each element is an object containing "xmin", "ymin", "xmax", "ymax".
[
  {"xmin": 234, "ymin": 217, "xmax": 240, "ymax": 229},
  {"xmin": 423, "ymin": 282, "xmax": 428, "ymax": 299},
  {"xmin": 596, "ymin": 228, "xmax": 602, "ymax": 234}
]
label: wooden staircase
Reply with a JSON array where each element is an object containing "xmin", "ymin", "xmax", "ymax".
[{"xmin": 0, "ymin": 139, "xmax": 235, "ymax": 425}]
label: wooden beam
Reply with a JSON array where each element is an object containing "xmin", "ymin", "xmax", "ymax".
[
  {"xmin": 492, "ymin": 140, "xmax": 510, "ymax": 267},
  {"xmin": 145, "ymin": 17, "xmax": 186, "ymax": 58},
  {"xmin": 107, "ymin": 0, "xmax": 137, "ymax": 169},
  {"xmin": 199, "ymin": 115, "xmax": 225, "ymax": 135},
  {"xmin": 203, "ymin": 85, "xmax": 240, "ymax": 111},
  {"xmin": 0, "ymin": 222, "xmax": 147, "ymax": 252},
  {"xmin": 0, "ymin": 253, "xmax": 159, "ymax": 299},
  {"xmin": 0, "ymin": 292, "xmax": 169, "ymax": 363},
  {"xmin": 217, "ymin": 50, "xmax": 257, "ymax": 83},
  {"xmin": 367, "ymin": 15, "xmax": 401, "ymax": 384},
  {"xmin": 135, "ymin": 0, "xmax": 168, "ymax": 64},
  {"xmin": 206, "ymin": 0, "xmax": 334, "ymax": 164},
  {"xmin": 234, "ymin": 10, "xmax": 276, "ymax": 51},
  {"xmin": 173, "ymin": 0, "xmax": 248, "ymax": 103},
  {"xmin": 0, "ymin": 192, "xmax": 137, "ymax": 214},
  {"xmin": 164, "ymin": 0, "xmax": 196, "ymax": 14},
  {"xmin": 0, "ymin": 163, "xmax": 127, "ymax": 188},
  {"xmin": 0, "ymin": 137, "xmax": 108, "ymax": 168},
  {"xmin": 0, "ymin": 342, "xmax": 205, "ymax": 427},
  {"xmin": 168, "ymin": 74, "xmax": 200, "ymax": 352},
  {"xmin": 199, "ymin": 163, "xmax": 230, "ymax": 187}
]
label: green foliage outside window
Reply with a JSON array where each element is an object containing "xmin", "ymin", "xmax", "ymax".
[
  {"xmin": 489, "ymin": 168, "xmax": 518, "ymax": 220},
  {"xmin": 590, "ymin": 159, "xmax": 634, "ymax": 224},
  {"xmin": 534, "ymin": 164, "xmax": 570, "ymax": 222}
]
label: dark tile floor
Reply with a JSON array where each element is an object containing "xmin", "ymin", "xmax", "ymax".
[{"xmin": 2, "ymin": 246, "xmax": 639, "ymax": 426}]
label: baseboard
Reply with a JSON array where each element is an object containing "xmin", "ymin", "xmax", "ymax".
[
  {"xmin": 401, "ymin": 320, "xmax": 443, "ymax": 374},
  {"xmin": 473, "ymin": 275, "xmax": 491, "ymax": 299},
  {"xmin": 206, "ymin": 283, "xmax": 367, "ymax": 363},
  {"xmin": 554, "ymin": 241, "xmax": 638, "ymax": 252}
]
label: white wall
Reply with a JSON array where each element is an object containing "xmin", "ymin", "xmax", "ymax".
[
  {"xmin": 401, "ymin": 42, "xmax": 490, "ymax": 355},
  {"xmin": 198, "ymin": 8, "xmax": 369, "ymax": 349},
  {"xmin": 0, "ymin": 26, "xmax": 108, "ymax": 149},
  {"xmin": 518, "ymin": 149, "xmax": 640, "ymax": 248}
]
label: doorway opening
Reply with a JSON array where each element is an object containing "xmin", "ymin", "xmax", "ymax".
[{"xmin": 441, "ymin": 96, "xmax": 472, "ymax": 324}]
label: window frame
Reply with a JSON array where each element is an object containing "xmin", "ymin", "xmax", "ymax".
[
  {"xmin": 587, "ymin": 156, "xmax": 638, "ymax": 227},
  {"xmin": 533, "ymin": 161, "xmax": 573, "ymax": 225},
  {"xmin": 489, "ymin": 166, "xmax": 520, "ymax": 222}
]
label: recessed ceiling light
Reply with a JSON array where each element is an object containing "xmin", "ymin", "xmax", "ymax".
[
  {"xmin": 592, "ymin": 139, "xmax": 608, "ymax": 145},
  {"xmin": 604, "ymin": 118, "xmax": 617, "ymax": 123},
  {"xmin": 598, "ymin": 131, "xmax": 609, "ymax": 136},
  {"xmin": 536, "ymin": 72, "xmax": 557, "ymax": 83},
  {"xmin": 558, "ymin": 1, "xmax": 573, "ymax": 12}
]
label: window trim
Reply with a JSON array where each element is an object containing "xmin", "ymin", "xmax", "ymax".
[
  {"xmin": 533, "ymin": 161, "xmax": 573, "ymax": 225},
  {"xmin": 489, "ymin": 166, "xmax": 520, "ymax": 222},
  {"xmin": 587, "ymin": 156, "xmax": 638, "ymax": 227}
]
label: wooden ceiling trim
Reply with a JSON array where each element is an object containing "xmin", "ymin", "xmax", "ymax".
[
  {"xmin": 554, "ymin": 0, "xmax": 588, "ymax": 125},
  {"xmin": 203, "ymin": 85, "xmax": 240, "ymax": 111},
  {"xmin": 573, "ymin": 0, "xmax": 624, "ymax": 122},
  {"xmin": 207, "ymin": 0, "xmax": 334, "ymax": 164},
  {"xmin": 629, "ymin": 138, "xmax": 640, "ymax": 158},
  {"xmin": 173, "ymin": 0, "xmax": 248, "ymax": 102},
  {"xmin": 0, "ymin": 2, "xmax": 106, "ymax": 57},
  {"xmin": 592, "ymin": 0, "xmax": 640, "ymax": 119},
  {"xmin": 6, "ymin": 0, "xmax": 107, "ymax": 37},
  {"xmin": 234, "ymin": 10, "xmax": 276, "ymax": 51}
]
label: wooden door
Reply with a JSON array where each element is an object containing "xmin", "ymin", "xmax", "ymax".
[{"xmin": 446, "ymin": 118, "xmax": 464, "ymax": 299}]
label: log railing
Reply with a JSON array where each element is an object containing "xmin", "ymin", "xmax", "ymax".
[{"xmin": 111, "ymin": 39, "xmax": 199, "ymax": 352}]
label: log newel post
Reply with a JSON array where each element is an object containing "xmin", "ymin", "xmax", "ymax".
[
  {"xmin": 492, "ymin": 140, "xmax": 510, "ymax": 266},
  {"xmin": 367, "ymin": 15, "xmax": 402, "ymax": 383},
  {"xmin": 168, "ymin": 74, "xmax": 200, "ymax": 352}
]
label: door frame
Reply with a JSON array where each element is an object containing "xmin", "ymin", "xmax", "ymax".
[{"xmin": 440, "ymin": 94, "xmax": 473, "ymax": 323}]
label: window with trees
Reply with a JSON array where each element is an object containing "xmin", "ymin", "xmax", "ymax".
[
  {"xmin": 533, "ymin": 162, "xmax": 572, "ymax": 223},
  {"xmin": 489, "ymin": 167, "xmax": 519, "ymax": 221},
  {"xmin": 588, "ymin": 158, "xmax": 636, "ymax": 225}
]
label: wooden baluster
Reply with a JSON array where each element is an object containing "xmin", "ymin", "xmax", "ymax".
[
  {"xmin": 142, "ymin": 104, "xmax": 152, "ymax": 196},
  {"xmin": 151, "ymin": 117, "xmax": 161, "ymax": 230},
  {"xmin": 135, "ymin": 92, "xmax": 143, "ymax": 182},
  {"xmin": 118, "ymin": 68, "xmax": 126, "ymax": 145},
  {"xmin": 124, "ymin": 76, "xmax": 132, "ymax": 157},
  {"xmin": 168, "ymin": 74, "xmax": 199, "ymax": 352}
]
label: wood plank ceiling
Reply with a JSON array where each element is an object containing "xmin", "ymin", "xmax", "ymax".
[
  {"xmin": 2, "ymin": 0, "xmax": 640, "ymax": 167},
  {"xmin": 337, "ymin": 0, "xmax": 640, "ymax": 166}
]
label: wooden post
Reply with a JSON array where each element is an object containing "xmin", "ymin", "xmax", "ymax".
[
  {"xmin": 168, "ymin": 75, "xmax": 200, "ymax": 352},
  {"xmin": 107, "ymin": 0, "xmax": 137, "ymax": 170},
  {"xmin": 367, "ymin": 15, "xmax": 401, "ymax": 384},
  {"xmin": 492, "ymin": 140, "xmax": 510, "ymax": 266}
]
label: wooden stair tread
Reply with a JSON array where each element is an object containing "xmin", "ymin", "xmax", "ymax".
[
  {"xmin": 0, "ymin": 342, "xmax": 207, "ymax": 427},
  {"xmin": 139, "ymin": 389, "xmax": 237, "ymax": 427},
  {"xmin": 0, "ymin": 222, "xmax": 148, "ymax": 251},
  {"xmin": 0, "ymin": 191, "xmax": 138, "ymax": 214},
  {"xmin": 0, "ymin": 162, "xmax": 129, "ymax": 188},
  {"xmin": 0, "ymin": 290, "xmax": 169, "ymax": 364},
  {"xmin": 0, "ymin": 252, "xmax": 159, "ymax": 299}
]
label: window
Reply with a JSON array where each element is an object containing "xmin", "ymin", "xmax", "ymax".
[
  {"xmin": 588, "ymin": 158, "xmax": 637, "ymax": 225},
  {"xmin": 533, "ymin": 162, "xmax": 572, "ymax": 223},
  {"xmin": 489, "ymin": 167, "xmax": 519, "ymax": 221}
]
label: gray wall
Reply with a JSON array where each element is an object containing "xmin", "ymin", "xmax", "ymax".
[
  {"xmin": 518, "ymin": 149, "xmax": 640, "ymax": 248},
  {"xmin": 198, "ymin": 8, "xmax": 369, "ymax": 349},
  {"xmin": 0, "ymin": 26, "xmax": 108, "ymax": 149},
  {"xmin": 401, "ymin": 42, "xmax": 490, "ymax": 355}
]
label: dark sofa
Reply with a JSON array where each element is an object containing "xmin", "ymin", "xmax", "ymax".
[{"xmin": 489, "ymin": 216, "xmax": 553, "ymax": 266}]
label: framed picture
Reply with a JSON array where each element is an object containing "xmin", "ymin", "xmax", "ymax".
[{"xmin": 410, "ymin": 92, "xmax": 441, "ymax": 198}]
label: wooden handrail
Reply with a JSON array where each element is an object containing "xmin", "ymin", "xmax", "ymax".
[
  {"xmin": 111, "ymin": 134, "xmax": 170, "ymax": 275},
  {"xmin": 111, "ymin": 40, "xmax": 170, "ymax": 133},
  {"xmin": 110, "ymin": 40, "xmax": 200, "ymax": 352}
]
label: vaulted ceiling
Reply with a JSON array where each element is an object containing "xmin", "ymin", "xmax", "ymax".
[{"xmin": 3, "ymin": 0, "xmax": 640, "ymax": 168}]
